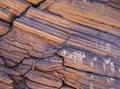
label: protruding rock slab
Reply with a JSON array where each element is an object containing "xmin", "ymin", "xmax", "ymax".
[
  {"xmin": 60, "ymin": 85, "xmax": 75, "ymax": 89},
  {"xmin": 39, "ymin": 0, "xmax": 55, "ymax": 10},
  {"xmin": 26, "ymin": 79, "xmax": 58, "ymax": 89},
  {"xmin": 26, "ymin": 0, "xmax": 44, "ymax": 5},
  {"xmin": 47, "ymin": 0, "xmax": 120, "ymax": 37},
  {"xmin": 25, "ymin": 70, "xmax": 63, "ymax": 88},
  {"xmin": 58, "ymin": 47, "xmax": 120, "ymax": 78},
  {"xmin": 36, "ymin": 55, "xmax": 63, "ymax": 71},
  {"xmin": 0, "ymin": 71, "xmax": 13, "ymax": 89},
  {"xmin": 0, "ymin": 21, "xmax": 9, "ymax": 35},
  {"xmin": 26, "ymin": 7, "xmax": 120, "ymax": 47},
  {"xmin": 57, "ymin": 67, "xmax": 120, "ymax": 89},
  {"xmin": 14, "ymin": 16, "xmax": 70, "ymax": 44},
  {"xmin": 0, "ymin": 0, "xmax": 30, "ymax": 22},
  {"xmin": 66, "ymin": 34, "xmax": 120, "ymax": 58}
]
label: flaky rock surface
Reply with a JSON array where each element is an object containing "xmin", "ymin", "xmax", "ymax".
[{"xmin": 0, "ymin": 0, "xmax": 120, "ymax": 89}]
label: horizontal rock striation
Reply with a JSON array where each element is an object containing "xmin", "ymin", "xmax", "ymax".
[{"xmin": 0, "ymin": 0, "xmax": 120, "ymax": 89}]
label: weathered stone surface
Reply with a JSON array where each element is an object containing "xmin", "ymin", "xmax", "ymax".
[
  {"xmin": 14, "ymin": 17, "xmax": 70, "ymax": 44},
  {"xmin": 25, "ymin": 70, "xmax": 63, "ymax": 88},
  {"xmin": 58, "ymin": 47, "xmax": 120, "ymax": 78},
  {"xmin": 0, "ymin": 71, "xmax": 13, "ymax": 89},
  {"xmin": 36, "ymin": 55, "xmax": 63, "ymax": 71},
  {"xmin": 43, "ymin": 47, "xmax": 57, "ymax": 57},
  {"xmin": 22, "ymin": 58, "xmax": 36, "ymax": 66},
  {"xmin": 10, "ymin": 75, "xmax": 22, "ymax": 84},
  {"xmin": 4, "ymin": 59, "xmax": 16, "ymax": 67},
  {"xmin": 40, "ymin": 0, "xmax": 55, "ymax": 10},
  {"xmin": 26, "ymin": 0, "xmax": 44, "ymax": 5},
  {"xmin": 0, "ymin": 27, "xmax": 56, "ymax": 59},
  {"xmin": 15, "ymin": 64, "xmax": 31, "ymax": 75},
  {"xmin": 0, "ymin": 66, "xmax": 19, "ymax": 76},
  {"xmin": 48, "ymin": 0, "xmax": 120, "ymax": 37},
  {"xmin": 66, "ymin": 34, "xmax": 120, "ymax": 58},
  {"xmin": 0, "ymin": 21, "xmax": 9, "ymax": 35},
  {"xmin": 26, "ymin": 79, "xmax": 58, "ymax": 89},
  {"xmin": 0, "ymin": 0, "xmax": 30, "ymax": 22},
  {"xmin": 58, "ymin": 67, "xmax": 120, "ymax": 89},
  {"xmin": 0, "ymin": 71, "xmax": 13, "ymax": 84},
  {"xmin": 25, "ymin": 7, "xmax": 120, "ymax": 48},
  {"xmin": 0, "ymin": 83, "xmax": 13, "ymax": 89},
  {"xmin": 0, "ymin": 0, "xmax": 120, "ymax": 89},
  {"xmin": 60, "ymin": 85, "xmax": 75, "ymax": 89},
  {"xmin": 0, "ymin": 57, "xmax": 5, "ymax": 65}
]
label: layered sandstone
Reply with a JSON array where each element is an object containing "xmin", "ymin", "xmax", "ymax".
[{"xmin": 0, "ymin": 0, "xmax": 120, "ymax": 89}]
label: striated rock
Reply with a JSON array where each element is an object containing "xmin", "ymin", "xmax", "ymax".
[
  {"xmin": 66, "ymin": 34, "xmax": 120, "ymax": 58},
  {"xmin": 25, "ymin": 7, "xmax": 120, "ymax": 48},
  {"xmin": 0, "ymin": 57, "xmax": 5, "ymax": 65},
  {"xmin": 0, "ymin": 48, "xmax": 28, "ymax": 63},
  {"xmin": 26, "ymin": 79, "xmax": 58, "ymax": 89},
  {"xmin": 58, "ymin": 67, "xmax": 120, "ymax": 89},
  {"xmin": 0, "ymin": 39, "xmax": 28, "ymax": 63},
  {"xmin": 0, "ymin": 71, "xmax": 13, "ymax": 89},
  {"xmin": 26, "ymin": 0, "xmax": 45, "ymax": 5},
  {"xmin": 58, "ymin": 47, "xmax": 120, "ymax": 78},
  {"xmin": 0, "ymin": 0, "xmax": 120, "ymax": 89},
  {"xmin": 0, "ymin": 0, "xmax": 30, "ymax": 22},
  {"xmin": 47, "ymin": 0, "xmax": 120, "ymax": 37},
  {"xmin": 15, "ymin": 64, "xmax": 31, "ymax": 75},
  {"xmin": 10, "ymin": 75, "xmax": 23, "ymax": 84},
  {"xmin": 0, "ymin": 7, "xmax": 13, "ymax": 22},
  {"xmin": 14, "ymin": 16, "xmax": 70, "ymax": 44},
  {"xmin": 0, "ymin": 83, "xmax": 13, "ymax": 89},
  {"xmin": 25, "ymin": 70, "xmax": 63, "ymax": 88},
  {"xmin": 0, "ymin": 71, "xmax": 13, "ymax": 84},
  {"xmin": 0, "ymin": 27, "xmax": 56, "ymax": 58},
  {"xmin": 4, "ymin": 59, "xmax": 16, "ymax": 67},
  {"xmin": 0, "ymin": 21, "xmax": 9, "ymax": 35},
  {"xmin": 0, "ymin": 66, "xmax": 19, "ymax": 76},
  {"xmin": 60, "ymin": 85, "xmax": 75, "ymax": 89},
  {"xmin": 36, "ymin": 55, "xmax": 63, "ymax": 71},
  {"xmin": 43, "ymin": 47, "xmax": 57, "ymax": 57},
  {"xmin": 40, "ymin": 0, "xmax": 55, "ymax": 10},
  {"xmin": 22, "ymin": 58, "xmax": 37, "ymax": 66}
]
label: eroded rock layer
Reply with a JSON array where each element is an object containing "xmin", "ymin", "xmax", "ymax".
[{"xmin": 0, "ymin": 0, "xmax": 120, "ymax": 89}]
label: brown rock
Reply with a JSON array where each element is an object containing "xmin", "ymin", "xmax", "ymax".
[
  {"xmin": 0, "ymin": 21, "xmax": 9, "ymax": 35},
  {"xmin": 25, "ymin": 7, "xmax": 120, "ymax": 48},
  {"xmin": 0, "ymin": 7, "xmax": 13, "ymax": 22},
  {"xmin": 58, "ymin": 67, "xmax": 120, "ymax": 89},
  {"xmin": 26, "ymin": 79, "xmax": 58, "ymax": 89},
  {"xmin": 22, "ymin": 58, "xmax": 36, "ymax": 66},
  {"xmin": 58, "ymin": 47, "xmax": 120, "ymax": 78},
  {"xmin": 26, "ymin": 0, "xmax": 44, "ymax": 5},
  {"xmin": 60, "ymin": 85, "xmax": 75, "ymax": 89},
  {"xmin": 36, "ymin": 55, "xmax": 63, "ymax": 71},
  {"xmin": 15, "ymin": 64, "xmax": 31, "ymax": 75},
  {"xmin": 4, "ymin": 59, "xmax": 16, "ymax": 67},
  {"xmin": 40, "ymin": 0, "xmax": 55, "ymax": 10},
  {"xmin": 43, "ymin": 47, "xmax": 57, "ymax": 57},
  {"xmin": 0, "ymin": 71, "xmax": 13, "ymax": 84},
  {"xmin": 14, "ymin": 16, "xmax": 70, "ymax": 44},
  {"xmin": 0, "ymin": 0, "xmax": 30, "ymax": 22},
  {"xmin": 48, "ymin": 0, "xmax": 120, "ymax": 37},
  {"xmin": 0, "ymin": 66, "xmax": 19, "ymax": 76},
  {"xmin": 0, "ymin": 83, "xmax": 13, "ymax": 89},
  {"xmin": 0, "ymin": 57, "xmax": 5, "ymax": 65},
  {"xmin": 25, "ymin": 70, "xmax": 62, "ymax": 88},
  {"xmin": 10, "ymin": 75, "xmax": 22, "ymax": 84},
  {"xmin": 1, "ymin": 27, "xmax": 54, "ymax": 58}
]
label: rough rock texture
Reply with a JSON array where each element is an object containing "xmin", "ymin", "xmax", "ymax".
[{"xmin": 0, "ymin": 0, "xmax": 120, "ymax": 89}]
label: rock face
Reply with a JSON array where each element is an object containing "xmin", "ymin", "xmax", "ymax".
[{"xmin": 0, "ymin": 0, "xmax": 120, "ymax": 89}]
